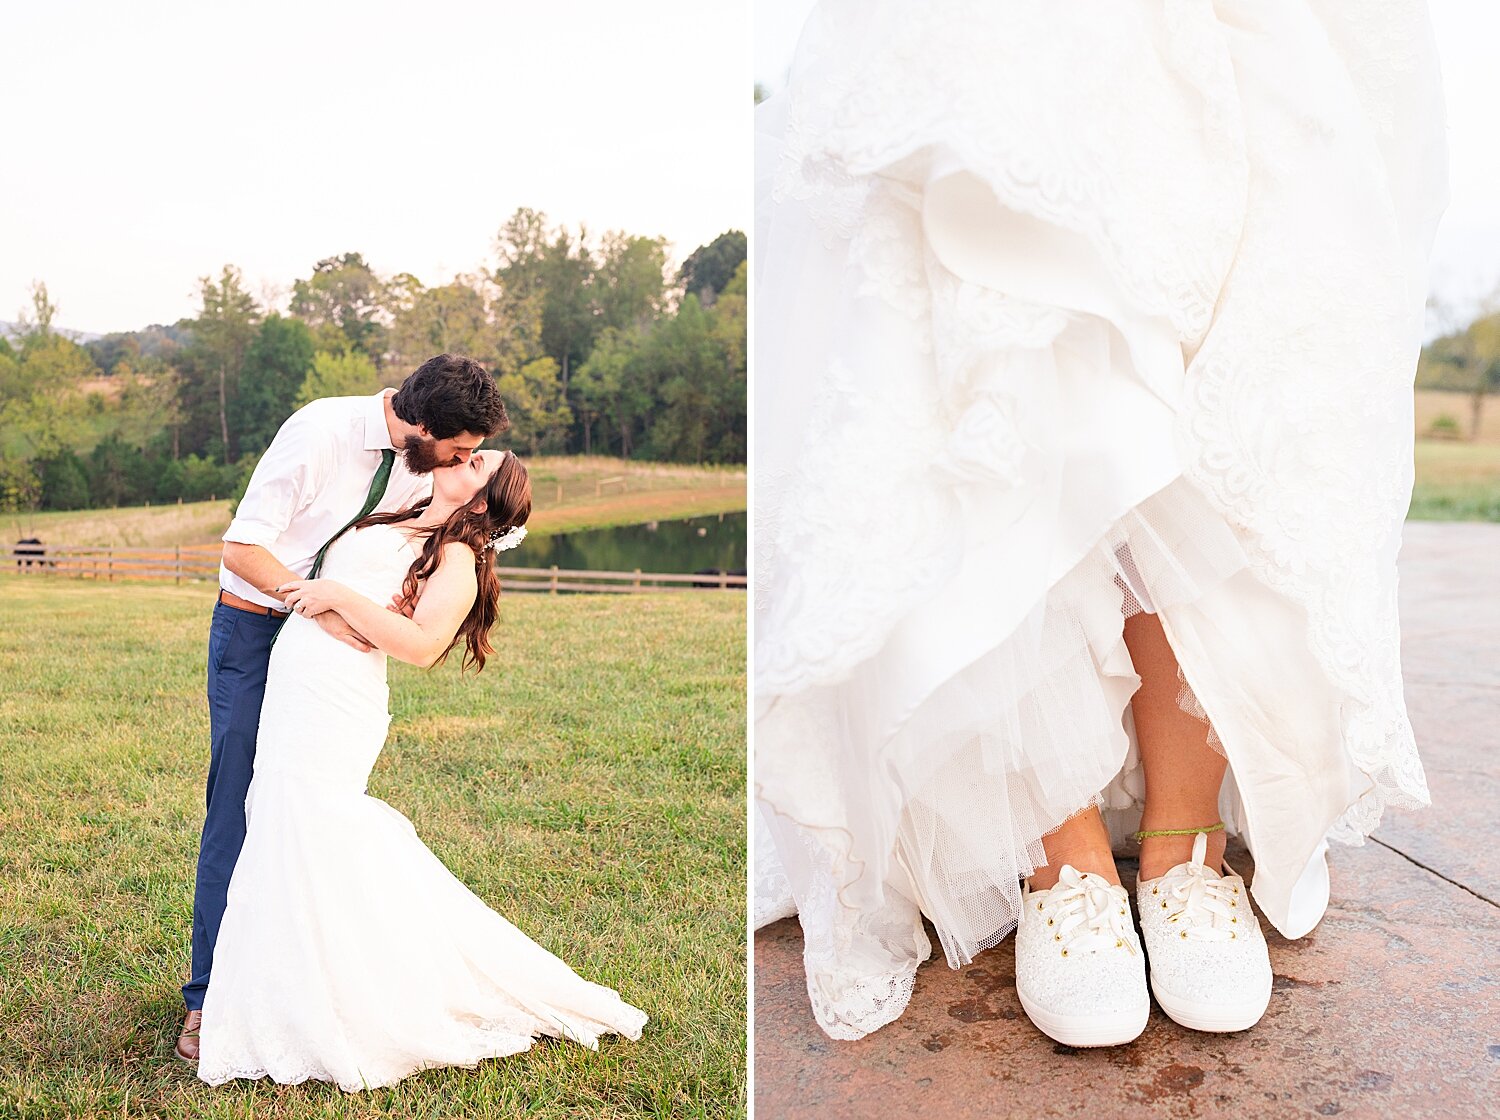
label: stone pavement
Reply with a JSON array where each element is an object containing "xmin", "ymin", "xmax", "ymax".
[{"xmin": 753, "ymin": 521, "xmax": 1500, "ymax": 1119}]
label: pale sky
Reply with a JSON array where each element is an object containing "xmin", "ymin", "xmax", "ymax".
[
  {"xmin": 755, "ymin": 0, "xmax": 1500, "ymax": 326},
  {"xmin": 1, "ymin": 0, "xmax": 752, "ymax": 335}
]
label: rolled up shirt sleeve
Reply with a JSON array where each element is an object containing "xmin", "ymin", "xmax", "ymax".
[{"xmin": 223, "ymin": 410, "xmax": 331, "ymax": 548}]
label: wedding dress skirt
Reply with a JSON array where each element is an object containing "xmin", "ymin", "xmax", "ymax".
[
  {"xmin": 753, "ymin": 0, "xmax": 1448, "ymax": 1039},
  {"xmin": 197, "ymin": 524, "xmax": 647, "ymax": 1091}
]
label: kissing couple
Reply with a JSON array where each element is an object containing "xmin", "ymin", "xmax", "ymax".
[{"xmin": 175, "ymin": 353, "xmax": 646, "ymax": 1091}]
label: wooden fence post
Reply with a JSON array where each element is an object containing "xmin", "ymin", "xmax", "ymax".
[
  {"xmin": 550, "ymin": 565, "xmax": 559, "ymax": 594},
  {"xmin": 633, "ymin": 568, "xmax": 641, "ymax": 590},
  {"xmin": 175, "ymin": 546, "xmax": 182, "ymax": 586}
]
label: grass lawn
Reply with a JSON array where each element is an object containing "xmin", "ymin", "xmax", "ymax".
[
  {"xmin": 0, "ymin": 577, "xmax": 746, "ymax": 1119},
  {"xmin": 5, "ymin": 457, "xmax": 747, "ymax": 548},
  {"xmin": 1409, "ymin": 439, "xmax": 1500, "ymax": 522}
]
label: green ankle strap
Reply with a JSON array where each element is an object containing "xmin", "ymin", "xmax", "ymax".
[{"xmin": 1133, "ymin": 822, "xmax": 1225, "ymax": 842}]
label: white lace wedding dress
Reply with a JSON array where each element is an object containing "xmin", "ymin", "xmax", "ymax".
[
  {"xmin": 754, "ymin": 0, "xmax": 1448, "ymax": 1039},
  {"xmin": 197, "ymin": 523, "xmax": 647, "ymax": 1091}
]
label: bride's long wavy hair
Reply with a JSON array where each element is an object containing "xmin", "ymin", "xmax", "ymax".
[{"xmin": 354, "ymin": 452, "xmax": 531, "ymax": 671}]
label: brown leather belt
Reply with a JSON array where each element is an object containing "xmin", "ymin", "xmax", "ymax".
[{"xmin": 218, "ymin": 588, "xmax": 290, "ymax": 618}]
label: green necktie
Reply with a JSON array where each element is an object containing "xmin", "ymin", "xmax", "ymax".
[{"xmin": 307, "ymin": 448, "xmax": 396, "ymax": 580}]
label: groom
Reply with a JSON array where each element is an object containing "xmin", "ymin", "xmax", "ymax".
[{"xmin": 176, "ymin": 353, "xmax": 509, "ymax": 1062}]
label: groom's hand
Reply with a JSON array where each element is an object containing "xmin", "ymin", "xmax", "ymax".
[{"xmin": 311, "ymin": 609, "xmax": 375, "ymax": 653}]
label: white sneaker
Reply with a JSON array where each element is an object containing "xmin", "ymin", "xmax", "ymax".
[
  {"xmin": 1136, "ymin": 831, "xmax": 1273, "ymax": 1032},
  {"xmin": 1015, "ymin": 865, "xmax": 1149, "ymax": 1047}
]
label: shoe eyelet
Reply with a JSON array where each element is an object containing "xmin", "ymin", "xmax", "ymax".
[
  {"xmin": 1231, "ymin": 932, "xmax": 1237, "ymax": 940},
  {"xmin": 1115, "ymin": 939, "xmax": 1124, "ymax": 948},
  {"xmin": 1037, "ymin": 902, "xmax": 1044, "ymax": 911},
  {"xmin": 1161, "ymin": 901, "xmax": 1168, "ymax": 909},
  {"xmin": 1119, "ymin": 908, "xmax": 1126, "ymax": 916},
  {"xmin": 1180, "ymin": 931, "xmax": 1188, "ymax": 939},
  {"xmin": 1231, "ymin": 917, "xmax": 1237, "ymax": 924},
  {"xmin": 1151, "ymin": 888, "xmax": 1158, "ymax": 895},
  {"xmin": 1047, "ymin": 918, "xmax": 1054, "ymax": 926},
  {"xmin": 1061, "ymin": 949, "xmax": 1068, "ymax": 957},
  {"xmin": 1054, "ymin": 934, "xmax": 1061, "ymax": 941}
]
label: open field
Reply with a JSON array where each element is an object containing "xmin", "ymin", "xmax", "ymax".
[
  {"xmin": 0, "ymin": 578, "xmax": 746, "ymax": 1119},
  {"xmin": 1414, "ymin": 386, "xmax": 1500, "ymax": 443},
  {"xmin": 1410, "ymin": 439, "xmax": 1500, "ymax": 521},
  {"xmin": 4, "ymin": 457, "xmax": 747, "ymax": 549}
]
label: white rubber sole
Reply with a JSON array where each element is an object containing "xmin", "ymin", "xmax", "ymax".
[
  {"xmin": 1016, "ymin": 987, "xmax": 1150, "ymax": 1048},
  {"xmin": 1150, "ymin": 976, "xmax": 1272, "ymax": 1033}
]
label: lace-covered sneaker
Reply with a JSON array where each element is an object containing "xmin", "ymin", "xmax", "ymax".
[
  {"xmin": 1015, "ymin": 866, "xmax": 1149, "ymax": 1047},
  {"xmin": 1136, "ymin": 831, "xmax": 1273, "ymax": 1032}
]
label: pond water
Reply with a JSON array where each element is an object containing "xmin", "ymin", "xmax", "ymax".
[{"xmin": 506, "ymin": 512, "xmax": 746, "ymax": 575}]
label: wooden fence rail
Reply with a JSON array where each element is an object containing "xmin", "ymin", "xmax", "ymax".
[{"xmin": 6, "ymin": 546, "xmax": 746, "ymax": 594}]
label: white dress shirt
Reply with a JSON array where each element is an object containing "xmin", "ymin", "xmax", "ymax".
[{"xmin": 220, "ymin": 390, "xmax": 433, "ymax": 608}]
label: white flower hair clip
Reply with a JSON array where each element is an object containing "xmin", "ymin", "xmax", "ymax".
[{"xmin": 487, "ymin": 525, "xmax": 527, "ymax": 553}]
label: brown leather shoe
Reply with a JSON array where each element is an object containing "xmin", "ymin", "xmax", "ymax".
[{"xmin": 175, "ymin": 1009, "xmax": 202, "ymax": 1063}]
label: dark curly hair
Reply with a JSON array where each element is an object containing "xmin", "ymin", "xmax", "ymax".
[
  {"xmin": 391, "ymin": 354, "xmax": 509, "ymax": 440},
  {"xmin": 354, "ymin": 452, "xmax": 531, "ymax": 671}
]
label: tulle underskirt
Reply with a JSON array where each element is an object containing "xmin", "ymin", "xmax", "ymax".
[{"xmin": 758, "ymin": 474, "xmax": 1244, "ymax": 938}]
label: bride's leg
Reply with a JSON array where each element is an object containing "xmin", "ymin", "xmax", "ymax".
[
  {"xmin": 1123, "ymin": 610, "xmax": 1229, "ymax": 879},
  {"xmin": 1028, "ymin": 805, "xmax": 1119, "ymax": 890}
]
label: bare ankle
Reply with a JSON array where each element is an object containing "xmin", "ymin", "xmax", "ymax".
[
  {"xmin": 1028, "ymin": 845, "xmax": 1120, "ymax": 891},
  {"xmin": 1136, "ymin": 825, "xmax": 1227, "ymax": 881},
  {"xmin": 1030, "ymin": 806, "xmax": 1121, "ymax": 890}
]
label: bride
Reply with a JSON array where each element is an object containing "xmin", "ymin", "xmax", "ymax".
[
  {"xmin": 194, "ymin": 448, "xmax": 647, "ymax": 1091},
  {"xmin": 755, "ymin": 0, "xmax": 1447, "ymax": 1045}
]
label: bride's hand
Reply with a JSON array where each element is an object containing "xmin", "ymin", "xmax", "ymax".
[
  {"xmin": 278, "ymin": 578, "xmax": 349, "ymax": 618},
  {"xmin": 311, "ymin": 609, "xmax": 375, "ymax": 653},
  {"xmin": 388, "ymin": 581, "xmax": 424, "ymax": 618}
]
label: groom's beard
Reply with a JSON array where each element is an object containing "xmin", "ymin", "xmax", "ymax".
[{"xmin": 400, "ymin": 434, "xmax": 447, "ymax": 474}]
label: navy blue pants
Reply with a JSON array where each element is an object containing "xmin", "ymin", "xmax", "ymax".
[{"xmin": 182, "ymin": 600, "xmax": 285, "ymax": 1011}]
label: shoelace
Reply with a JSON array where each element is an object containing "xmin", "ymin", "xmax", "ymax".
[
  {"xmin": 1147, "ymin": 831, "xmax": 1245, "ymax": 942},
  {"xmin": 1036, "ymin": 865, "xmax": 1137, "ymax": 956}
]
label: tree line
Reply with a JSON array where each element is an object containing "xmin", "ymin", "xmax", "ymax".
[
  {"xmin": 0, "ymin": 210, "xmax": 745, "ymax": 512},
  {"xmin": 1418, "ymin": 296, "xmax": 1500, "ymax": 440}
]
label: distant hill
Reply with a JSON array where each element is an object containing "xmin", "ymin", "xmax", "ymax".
[{"xmin": 0, "ymin": 320, "xmax": 103, "ymax": 344}]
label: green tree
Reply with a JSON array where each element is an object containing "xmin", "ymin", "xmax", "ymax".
[
  {"xmin": 295, "ymin": 349, "xmax": 382, "ymax": 408},
  {"xmin": 643, "ymin": 295, "xmax": 720, "ymax": 462},
  {"xmin": 678, "ymin": 231, "xmax": 747, "ymax": 306},
  {"xmin": 640, "ymin": 271, "xmax": 746, "ymax": 465},
  {"xmin": 238, "ymin": 315, "xmax": 315, "ymax": 454},
  {"xmin": 290, "ymin": 253, "xmax": 389, "ymax": 364},
  {"xmin": 574, "ymin": 326, "xmax": 650, "ymax": 458},
  {"xmin": 494, "ymin": 208, "xmax": 598, "ymax": 393},
  {"xmin": 1420, "ymin": 297, "xmax": 1500, "ymax": 438},
  {"xmin": 387, "ymin": 277, "xmax": 500, "ymax": 378},
  {"xmin": 0, "ymin": 457, "xmax": 40, "ymax": 511},
  {"xmin": 39, "ymin": 451, "xmax": 90, "ymax": 510},
  {"xmin": 495, "ymin": 357, "xmax": 573, "ymax": 455},
  {"xmin": 596, "ymin": 232, "xmax": 668, "ymax": 334},
  {"xmin": 13, "ymin": 279, "xmax": 59, "ymax": 339},
  {"xmin": 87, "ymin": 435, "xmax": 150, "ymax": 507},
  {"xmin": 0, "ymin": 286, "xmax": 97, "ymax": 471},
  {"xmin": 707, "ymin": 260, "xmax": 748, "ymax": 462},
  {"xmin": 182, "ymin": 266, "xmax": 260, "ymax": 462}
]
